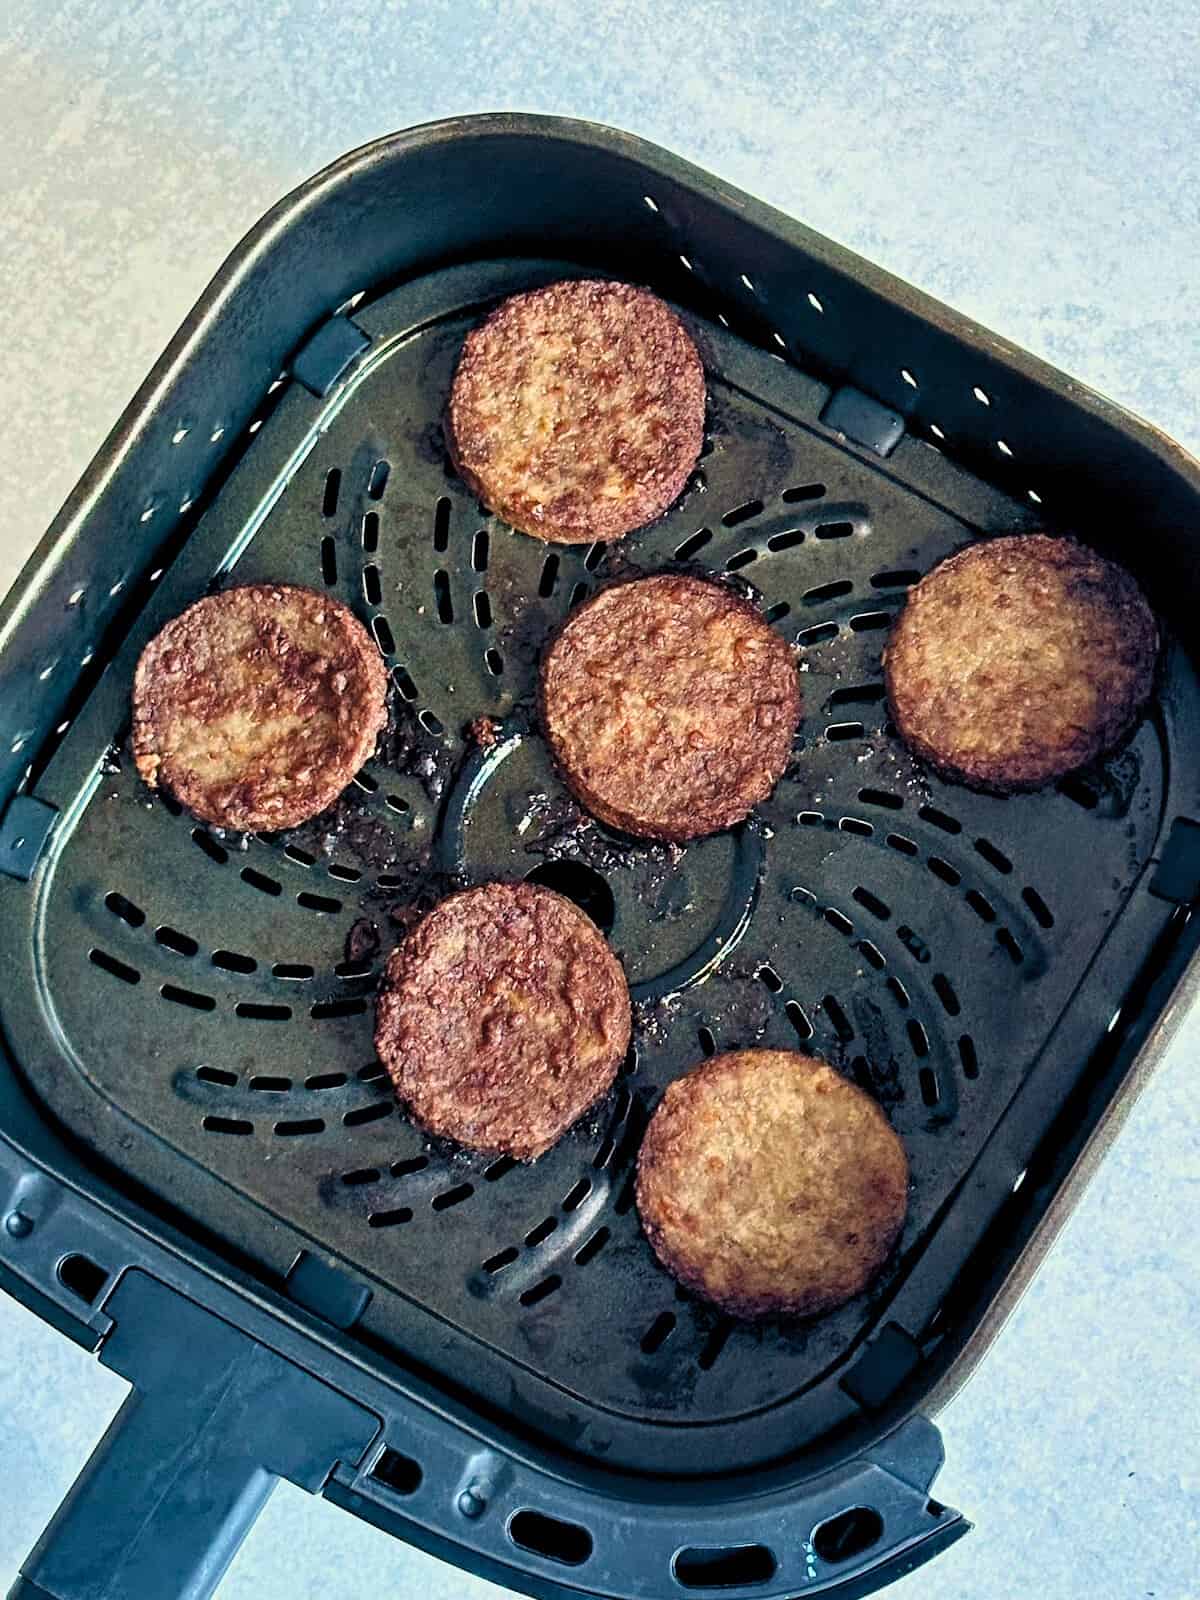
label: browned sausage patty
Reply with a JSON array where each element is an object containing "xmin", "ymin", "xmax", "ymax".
[
  {"xmin": 636, "ymin": 1050, "xmax": 909, "ymax": 1319},
  {"xmin": 446, "ymin": 279, "xmax": 705, "ymax": 544},
  {"xmin": 374, "ymin": 882, "xmax": 631, "ymax": 1161},
  {"xmin": 539, "ymin": 574, "xmax": 801, "ymax": 841},
  {"xmin": 132, "ymin": 584, "xmax": 387, "ymax": 832},
  {"xmin": 883, "ymin": 534, "xmax": 1158, "ymax": 792}
]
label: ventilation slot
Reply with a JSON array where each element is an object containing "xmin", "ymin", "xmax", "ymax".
[
  {"xmin": 829, "ymin": 683, "xmax": 885, "ymax": 708},
  {"xmin": 757, "ymin": 964, "xmax": 783, "ymax": 993},
  {"xmin": 859, "ymin": 787, "xmax": 902, "ymax": 810},
  {"xmin": 391, "ymin": 1156, "xmax": 429, "ymax": 1178},
  {"xmin": 766, "ymin": 527, "xmax": 805, "ymax": 552},
  {"xmin": 871, "ymin": 568, "xmax": 919, "ymax": 589},
  {"xmin": 812, "ymin": 1508, "xmax": 884, "ymax": 1565},
  {"xmin": 368, "ymin": 459, "xmax": 391, "ymax": 501},
  {"xmin": 887, "ymin": 832, "xmax": 919, "ymax": 857},
  {"xmin": 782, "ymin": 481, "xmax": 825, "ymax": 502},
  {"xmin": 932, "ymin": 974, "xmax": 960, "ymax": 1015},
  {"xmin": 698, "ymin": 1025, "xmax": 717, "ymax": 1057},
  {"xmin": 362, "ymin": 511, "xmax": 379, "ymax": 553},
  {"xmin": 473, "ymin": 590, "xmax": 492, "ymax": 629},
  {"xmin": 192, "ymin": 829, "xmax": 227, "ymax": 865},
  {"xmin": 57, "ymin": 1254, "xmax": 109, "ymax": 1305},
  {"xmin": 483, "ymin": 1155, "xmax": 517, "ymax": 1182},
  {"xmin": 919, "ymin": 1066, "xmax": 940, "ymax": 1105},
  {"xmin": 725, "ymin": 547, "xmax": 757, "ymax": 571},
  {"xmin": 196, "ymin": 1066, "xmax": 237, "ymax": 1087},
  {"xmin": 959, "ymin": 1035, "xmax": 979, "ymax": 1078},
  {"xmin": 839, "ymin": 817, "xmax": 872, "ymax": 838},
  {"xmin": 371, "ymin": 1449, "xmax": 422, "ymax": 1496},
  {"xmin": 363, "ymin": 565, "xmax": 382, "ymax": 606},
  {"xmin": 344, "ymin": 1101, "xmax": 393, "ymax": 1128},
  {"xmin": 525, "ymin": 1216, "xmax": 557, "ymax": 1248},
  {"xmin": 519, "ymin": 1275, "xmax": 562, "ymax": 1307},
  {"xmin": 826, "ymin": 721, "xmax": 865, "ymax": 742},
  {"xmin": 919, "ymin": 805, "xmax": 961, "ymax": 834},
  {"xmin": 432, "ymin": 1183, "xmax": 473, "ymax": 1212},
  {"xmin": 307, "ymin": 1073, "xmax": 346, "ymax": 1091},
  {"xmin": 203, "ymin": 1116, "xmax": 253, "ymax": 1136},
  {"xmin": 674, "ymin": 1547, "xmax": 775, "ymax": 1590},
  {"xmin": 434, "ymin": 570, "xmax": 454, "ymax": 623},
  {"xmin": 310, "ymin": 997, "xmax": 367, "ymax": 1020},
  {"xmin": 273, "ymin": 962, "xmax": 313, "ymax": 980},
  {"xmin": 484, "ymin": 647, "xmax": 504, "ymax": 676},
  {"xmin": 372, "ymin": 616, "xmax": 395, "ymax": 656},
  {"xmin": 575, "ymin": 1227, "xmax": 609, "ymax": 1265},
  {"xmin": 722, "ymin": 498, "xmax": 763, "ymax": 527},
  {"xmin": 996, "ymin": 928, "xmax": 1023, "ymax": 963},
  {"xmin": 538, "ymin": 554, "xmax": 560, "ymax": 597},
  {"xmin": 156, "ymin": 926, "xmax": 198, "ymax": 957},
  {"xmin": 804, "ymin": 579, "xmax": 852, "ymax": 606},
  {"xmin": 674, "ymin": 528, "xmax": 712, "ymax": 560},
  {"xmin": 298, "ymin": 891, "xmax": 342, "ymax": 913},
  {"xmin": 320, "ymin": 537, "xmax": 337, "ymax": 585},
  {"xmin": 823, "ymin": 995, "xmax": 853, "ymax": 1042},
  {"xmin": 562, "ymin": 1178, "xmax": 591, "ymax": 1212},
  {"xmin": 698, "ymin": 1320, "xmax": 733, "ymax": 1370},
  {"xmin": 162, "ymin": 985, "xmax": 215, "ymax": 1011},
  {"xmin": 213, "ymin": 949, "xmax": 256, "ymax": 974},
  {"xmin": 341, "ymin": 1168, "xmax": 379, "ymax": 1187},
  {"xmin": 509, "ymin": 1511, "xmax": 592, "ymax": 1568},
  {"xmin": 241, "ymin": 867, "xmax": 281, "ymax": 897},
  {"xmin": 104, "ymin": 891, "xmax": 145, "ymax": 928},
  {"xmin": 89, "ymin": 949, "xmax": 140, "ymax": 985},
  {"xmin": 321, "ymin": 467, "xmax": 341, "ymax": 517},
  {"xmin": 824, "ymin": 906, "xmax": 853, "ymax": 936},
  {"xmin": 483, "ymin": 1247, "xmax": 519, "ymax": 1274},
  {"xmin": 797, "ymin": 621, "xmax": 838, "ymax": 646},
  {"xmin": 235, "ymin": 1002, "xmax": 291, "ymax": 1021},
  {"xmin": 928, "ymin": 857, "xmax": 960, "ymax": 887},
  {"xmin": 784, "ymin": 998, "xmax": 812, "ymax": 1036},
  {"xmin": 965, "ymin": 890, "xmax": 995, "ymax": 923},
  {"xmin": 250, "ymin": 1075, "xmax": 290, "ymax": 1093},
  {"xmin": 857, "ymin": 938, "xmax": 885, "ymax": 971},
  {"xmin": 815, "ymin": 520, "xmax": 854, "ymax": 540},
  {"xmin": 276, "ymin": 1118, "xmax": 325, "ymax": 1137},
  {"xmin": 640, "ymin": 1312, "xmax": 676, "ymax": 1353},
  {"xmin": 975, "ymin": 838, "xmax": 1013, "ymax": 873},
  {"xmin": 853, "ymin": 886, "xmax": 890, "ymax": 920},
  {"xmin": 368, "ymin": 1207, "xmax": 412, "ymax": 1229},
  {"xmin": 472, "ymin": 529, "xmax": 489, "ymax": 571},
  {"xmin": 1023, "ymin": 887, "xmax": 1054, "ymax": 927},
  {"xmin": 907, "ymin": 1019, "xmax": 931, "ymax": 1058}
]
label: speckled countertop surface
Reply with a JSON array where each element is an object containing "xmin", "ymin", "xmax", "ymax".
[{"xmin": 1, "ymin": 4, "xmax": 1198, "ymax": 1597}]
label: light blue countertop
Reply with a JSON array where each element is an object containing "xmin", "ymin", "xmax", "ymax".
[{"xmin": 1, "ymin": 4, "xmax": 1197, "ymax": 1597}]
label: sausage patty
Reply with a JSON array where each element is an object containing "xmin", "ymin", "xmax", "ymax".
[
  {"xmin": 636, "ymin": 1050, "xmax": 909, "ymax": 1319},
  {"xmin": 883, "ymin": 534, "xmax": 1158, "ymax": 792},
  {"xmin": 374, "ymin": 882, "xmax": 631, "ymax": 1161},
  {"xmin": 446, "ymin": 279, "xmax": 705, "ymax": 544},
  {"xmin": 539, "ymin": 574, "xmax": 801, "ymax": 841},
  {"xmin": 132, "ymin": 583, "xmax": 388, "ymax": 832}
]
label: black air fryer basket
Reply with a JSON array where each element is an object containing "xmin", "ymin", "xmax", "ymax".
[{"xmin": 2, "ymin": 116, "xmax": 1199, "ymax": 1600}]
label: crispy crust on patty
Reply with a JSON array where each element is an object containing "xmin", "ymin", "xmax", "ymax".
[
  {"xmin": 446, "ymin": 279, "xmax": 705, "ymax": 544},
  {"xmin": 883, "ymin": 534, "xmax": 1158, "ymax": 793},
  {"xmin": 132, "ymin": 583, "xmax": 387, "ymax": 832},
  {"xmin": 374, "ymin": 882, "xmax": 631, "ymax": 1161},
  {"xmin": 636, "ymin": 1050, "xmax": 909, "ymax": 1319},
  {"xmin": 539, "ymin": 574, "xmax": 801, "ymax": 841}
]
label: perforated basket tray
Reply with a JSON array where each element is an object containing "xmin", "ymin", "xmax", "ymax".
[{"xmin": 2, "ymin": 116, "xmax": 1200, "ymax": 1600}]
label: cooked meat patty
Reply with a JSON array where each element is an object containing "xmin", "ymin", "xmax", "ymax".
[
  {"xmin": 883, "ymin": 534, "xmax": 1158, "ymax": 792},
  {"xmin": 374, "ymin": 882, "xmax": 631, "ymax": 1161},
  {"xmin": 539, "ymin": 574, "xmax": 801, "ymax": 841},
  {"xmin": 446, "ymin": 279, "xmax": 705, "ymax": 544},
  {"xmin": 132, "ymin": 583, "xmax": 387, "ymax": 831},
  {"xmin": 636, "ymin": 1050, "xmax": 909, "ymax": 1319}
]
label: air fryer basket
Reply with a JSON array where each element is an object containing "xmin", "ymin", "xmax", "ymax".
[{"xmin": 2, "ymin": 116, "xmax": 1199, "ymax": 1600}]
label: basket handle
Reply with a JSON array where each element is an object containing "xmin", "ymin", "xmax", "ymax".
[{"xmin": 7, "ymin": 1271, "xmax": 377, "ymax": 1600}]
